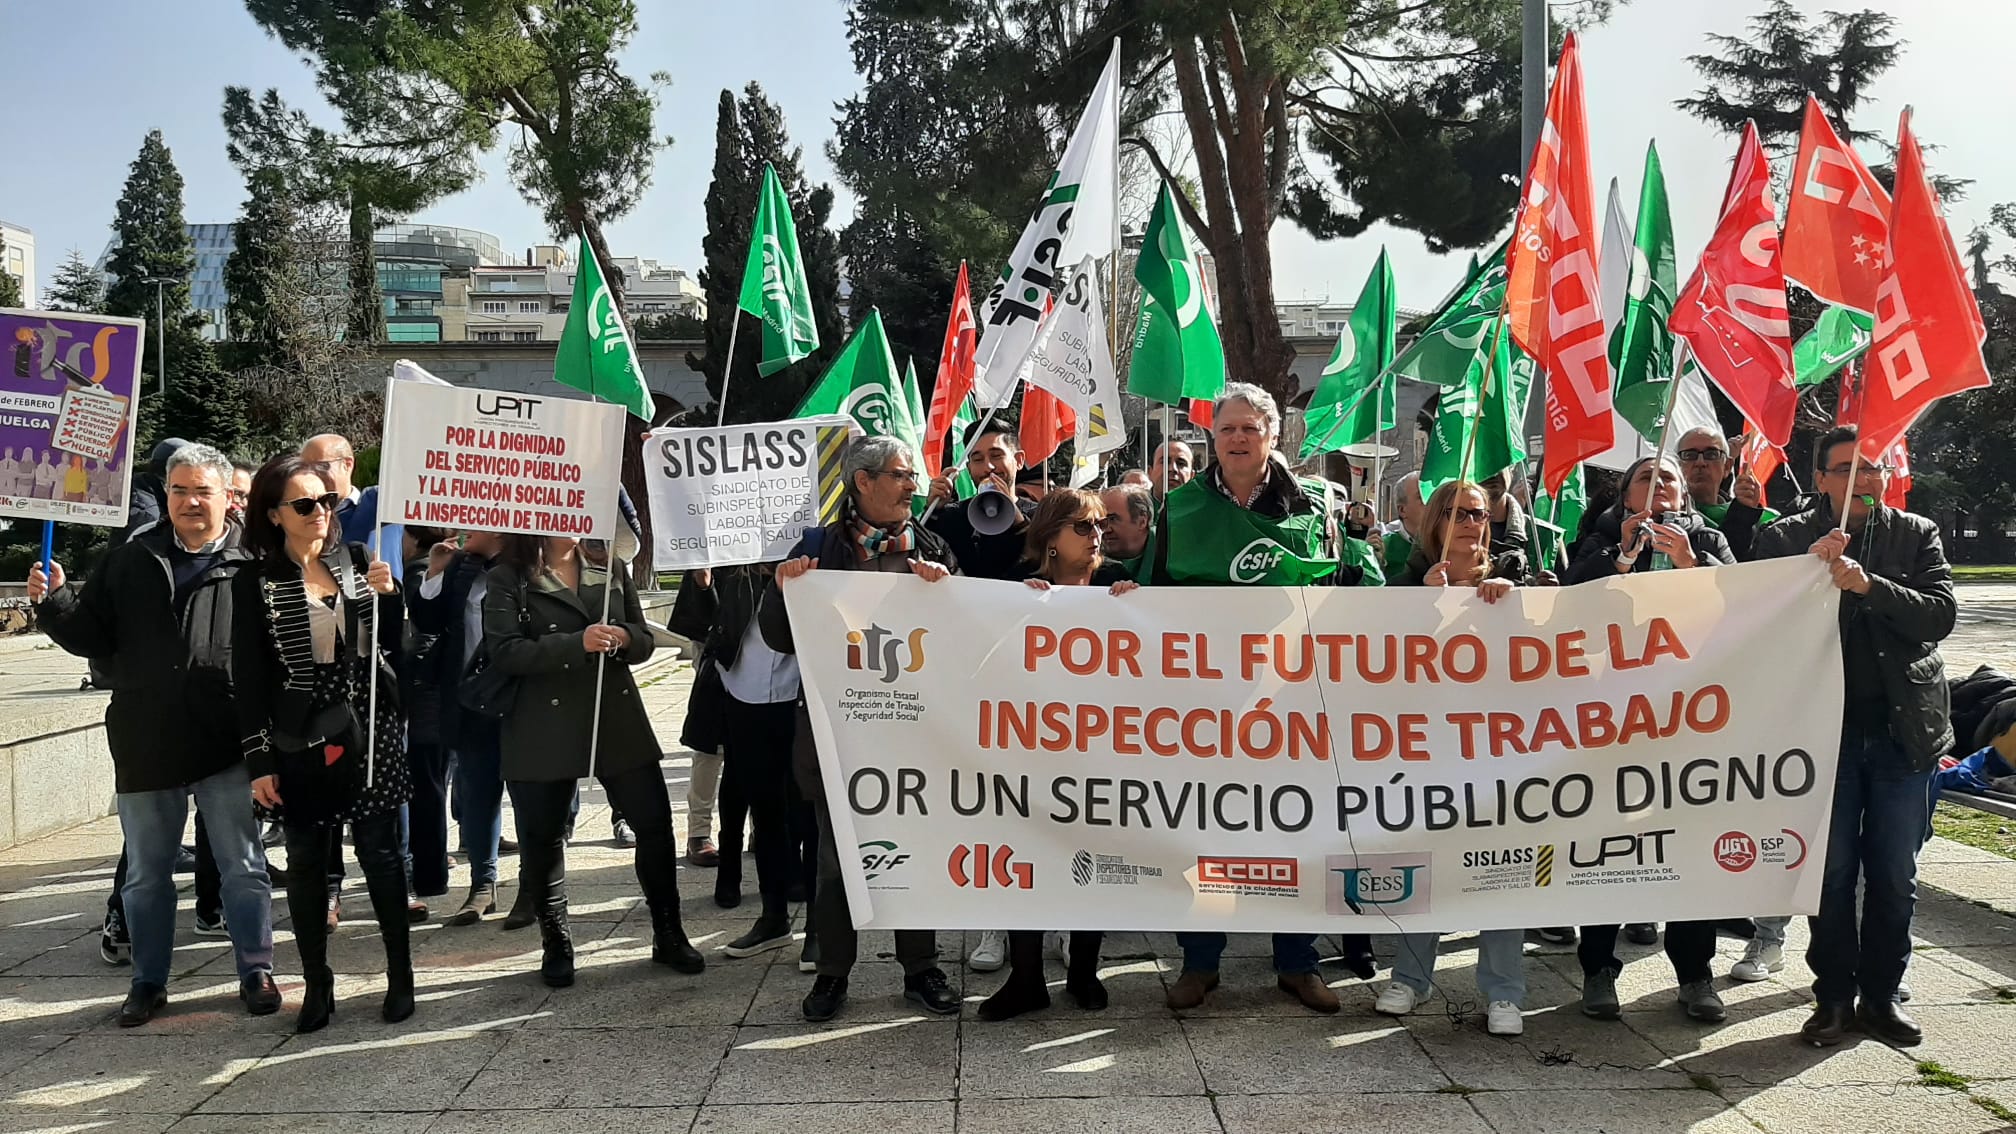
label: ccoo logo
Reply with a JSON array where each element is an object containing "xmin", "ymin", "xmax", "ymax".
[
  {"xmin": 1229, "ymin": 538, "xmax": 1289, "ymax": 583},
  {"xmin": 846, "ymin": 624, "xmax": 927, "ymax": 684},
  {"xmin": 948, "ymin": 843, "xmax": 1033, "ymax": 889}
]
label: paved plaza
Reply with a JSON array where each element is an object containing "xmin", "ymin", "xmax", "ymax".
[{"xmin": 0, "ymin": 588, "xmax": 2010, "ymax": 1132}]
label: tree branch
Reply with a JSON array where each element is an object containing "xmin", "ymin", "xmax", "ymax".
[{"xmin": 1121, "ymin": 136, "xmax": 1214, "ymax": 240}]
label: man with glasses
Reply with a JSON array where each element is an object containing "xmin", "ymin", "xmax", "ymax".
[
  {"xmin": 1754, "ymin": 426, "xmax": 1954, "ymax": 1048},
  {"xmin": 1675, "ymin": 427, "xmax": 1778, "ymax": 561}
]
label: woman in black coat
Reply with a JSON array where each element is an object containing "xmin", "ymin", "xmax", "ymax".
[
  {"xmin": 234, "ymin": 456, "xmax": 413, "ymax": 1034},
  {"xmin": 482, "ymin": 534, "xmax": 703, "ymax": 989}
]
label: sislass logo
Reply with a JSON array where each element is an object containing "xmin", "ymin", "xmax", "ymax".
[{"xmin": 846, "ymin": 623, "xmax": 927, "ymax": 684}]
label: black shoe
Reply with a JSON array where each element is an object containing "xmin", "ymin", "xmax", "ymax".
[
  {"xmin": 538, "ymin": 911, "xmax": 575, "ymax": 988},
  {"xmin": 117, "ymin": 982, "xmax": 167, "ymax": 1027},
  {"xmin": 297, "ymin": 973, "xmax": 336, "ymax": 1034},
  {"xmin": 1625, "ymin": 923, "xmax": 1659, "ymax": 946},
  {"xmin": 173, "ymin": 846, "xmax": 197, "ymax": 875},
  {"xmin": 798, "ymin": 933, "xmax": 819, "ymax": 974},
  {"xmin": 1536, "ymin": 926, "xmax": 1577, "ymax": 946},
  {"xmin": 650, "ymin": 907, "xmax": 706, "ymax": 974},
  {"xmin": 498, "ymin": 837, "xmax": 520, "ymax": 856},
  {"xmin": 903, "ymin": 967, "xmax": 960, "ymax": 1016},
  {"xmin": 978, "ymin": 974, "xmax": 1050, "ymax": 1021},
  {"xmin": 1857, "ymin": 998, "xmax": 1923, "ymax": 1047},
  {"xmin": 406, "ymin": 895, "xmax": 429, "ymax": 924},
  {"xmin": 240, "ymin": 971, "xmax": 282, "ymax": 1016},
  {"xmin": 383, "ymin": 967, "xmax": 415, "ymax": 1024},
  {"xmin": 1800, "ymin": 999, "xmax": 1856, "ymax": 1047},
  {"xmin": 714, "ymin": 877, "xmax": 742, "ymax": 910},
  {"xmin": 194, "ymin": 909, "xmax": 227, "ymax": 937},
  {"xmin": 802, "ymin": 974, "xmax": 848, "ymax": 1022},
  {"xmin": 99, "ymin": 909, "xmax": 131, "ymax": 966},
  {"xmin": 502, "ymin": 890, "xmax": 535, "ymax": 931},
  {"xmin": 1338, "ymin": 948, "xmax": 1377, "ymax": 981},
  {"xmin": 613, "ymin": 819, "xmax": 637, "ymax": 848},
  {"xmin": 724, "ymin": 917, "xmax": 794, "ymax": 959}
]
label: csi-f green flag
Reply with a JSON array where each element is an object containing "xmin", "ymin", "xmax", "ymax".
[
  {"xmin": 1793, "ymin": 306, "xmax": 1874, "ymax": 388},
  {"xmin": 1607, "ymin": 141, "xmax": 1678, "ymax": 443},
  {"xmin": 738, "ymin": 162, "xmax": 819, "ymax": 377},
  {"xmin": 947, "ymin": 396, "xmax": 979, "ymax": 498},
  {"xmin": 1128, "ymin": 183, "xmax": 1225, "ymax": 406},
  {"xmin": 555, "ymin": 232, "xmax": 653, "ymax": 420},
  {"xmin": 1301, "ymin": 248, "xmax": 1397, "ymax": 459},
  {"xmin": 1533, "ymin": 464, "xmax": 1588, "ymax": 574},
  {"xmin": 1385, "ymin": 241, "xmax": 1508, "ymax": 389},
  {"xmin": 899, "ymin": 358, "xmax": 927, "ymax": 463},
  {"xmin": 1419, "ymin": 322, "xmax": 1532, "ymax": 495},
  {"xmin": 793, "ymin": 309, "xmax": 906, "ymax": 439}
]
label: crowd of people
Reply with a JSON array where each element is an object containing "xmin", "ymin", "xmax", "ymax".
[{"xmin": 22, "ymin": 381, "xmax": 1955, "ymax": 1052}]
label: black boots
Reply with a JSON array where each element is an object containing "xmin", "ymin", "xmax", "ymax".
[
  {"xmin": 362, "ymin": 860, "xmax": 417, "ymax": 1024},
  {"xmin": 538, "ymin": 906, "xmax": 576, "ymax": 988},
  {"xmin": 296, "ymin": 967, "xmax": 336, "ymax": 1034},
  {"xmin": 651, "ymin": 899, "xmax": 706, "ymax": 974},
  {"xmin": 1065, "ymin": 931, "xmax": 1108, "ymax": 1010},
  {"xmin": 978, "ymin": 932, "xmax": 1052, "ymax": 1022}
]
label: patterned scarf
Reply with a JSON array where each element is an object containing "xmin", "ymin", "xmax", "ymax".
[{"xmin": 846, "ymin": 499, "xmax": 916, "ymax": 561}]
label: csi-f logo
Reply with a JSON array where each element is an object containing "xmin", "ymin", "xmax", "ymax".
[
  {"xmin": 846, "ymin": 624, "xmax": 927, "ymax": 684},
  {"xmin": 1230, "ymin": 538, "xmax": 1288, "ymax": 583},
  {"xmin": 947, "ymin": 843, "xmax": 1032, "ymax": 889},
  {"xmin": 476, "ymin": 394, "xmax": 543, "ymax": 419},
  {"xmin": 859, "ymin": 840, "xmax": 909, "ymax": 880},
  {"xmin": 1325, "ymin": 853, "xmax": 1433, "ymax": 916}
]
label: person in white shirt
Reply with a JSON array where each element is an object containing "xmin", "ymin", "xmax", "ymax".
[{"xmin": 32, "ymin": 450, "xmax": 61, "ymax": 499}]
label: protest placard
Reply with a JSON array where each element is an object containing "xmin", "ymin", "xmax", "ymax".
[
  {"xmin": 786, "ymin": 558, "xmax": 1844, "ymax": 933},
  {"xmin": 0, "ymin": 308, "xmax": 145, "ymax": 526},
  {"xmin": 642, "ymin": 415, "xmax": 852, "ymax": 569}
]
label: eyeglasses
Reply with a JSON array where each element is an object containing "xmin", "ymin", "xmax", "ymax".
[
  {"xmin": 1822, "ymin": 463, "xmax": 1891, "ymax": 478},
  {"xmin": 1676, "ymin": 448, "xmax": 1727, "ymax": 463},
  {"xmin": 865, "ymin": 468, "xmax": 920, "ymax": 486},
  {"xmin": 1451, "ymin": 506, "xmax": 1490, "ymax": 525},
  {"xmin": 1068, "ymin": 519, "xmax": 1099, "ymax": 537},
  {"xmin": 282, "ymin": 493, "xmax": 341, "ymax": 517}
]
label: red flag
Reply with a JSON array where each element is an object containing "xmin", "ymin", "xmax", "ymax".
[
  {"xmin": 1857, "ymin": 112, "xmax": 1991, "ymax": 459},
  {"xmin": 1738, "ymin": 425, "xmax": 1784, "ymax": 488},
  {"xmin": 1835, "ymin": 362, "xmax": 1863, "ymax": 424},
  {"xmin": 924, "ymin": 262, "xmax": 978, "ymax": 474},
  {"xmin": 1671, "ymin": 123, "xmax": 1798, "ymax": 445},
  {"xmin": 1783, "ymin": 97, "xmax": 1892, "ymax": 313},
  {"xmin": 1504, "ymin": 32, "xmax": 1611, "ymax": 494},
  {"xmin": 1021, "ymin": 385, "xmax": 1074, "ymax": 465},
  {"xmin": 1188, "ymin": 398, "xmax": 1213, "ymax": 429},
  {"xmin": 1883, "ymin": 436, "xmax": 1912, "ymax": 508}
]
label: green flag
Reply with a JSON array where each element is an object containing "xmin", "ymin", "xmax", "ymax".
[
  {"xmin": 1419, "ymin": 322, "xmax": 1532, "ymax": 495},
  {"xmin": 793, "ymin": 309, "xmax": 906, "ymax": 439},
  {"xmin": 947, "ymin": 396, "xmax": 978, "ymax": 498},
  {"xmin": 555, "ymin": 232, "xmax": 653, "ymax": 420},
  {"xmin": 1301, "ymin": 248, "xmax": 1397, "ymax": 459},
  {"xmin": 1128, "ymin": 183, "xmax": 1225, "ymax": 406},
  {"xmin": 1533, "ymin": 464, "xmax": 1588, "ymax": 574},
  {"xmin": 1385, "ymin": 241, "xmax": 1509, "ymax": 389},
  {"xmin": 737, "ymin": 163, "xmax": 819, "ymax": 377},
  {"xmin": 1607, "ymin": 142, "xmax": 1678, "ymax": 443},
  {"xmin": 900, "ymin": 359, "xmax": 927, "ymax": 459},
  {"xmin": 1793, "ymin": 306, "xmax": 1874, "ymax": 388}
]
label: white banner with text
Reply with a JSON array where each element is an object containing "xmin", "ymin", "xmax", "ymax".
[
  {"xmin": 643, "ymin": 416, "xmax": 852, "ymax": 570},
  {"xmin": 787, "ymin": 559, "xmax": 1846, "ymax": 932}
]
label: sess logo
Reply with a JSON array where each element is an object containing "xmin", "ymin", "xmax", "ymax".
[
  {"xmin": 846, "ymin": 624, "xmax": 927, "ymax": 684},
  {"xmin": 948, "ymin": 843, "xmax": 1033, "ymax": 890},
  {"xmin": 1326, "ymin": 853, "xmax": 1433, "ymax": 916},
  {"xmin": 1230, "ymin": 538, "xmax": 1289, "ymax": 583}
]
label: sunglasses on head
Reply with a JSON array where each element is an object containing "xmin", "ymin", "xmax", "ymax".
[{"xmin": 282, "ymin": 493, "xmax": 341, "ymax": 517}]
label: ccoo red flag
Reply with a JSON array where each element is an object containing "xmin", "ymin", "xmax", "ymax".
[
  {"xmin": 1856, "ymin": 112, "xmax": 1991, "ymax": 460},
  {"xmin": 1883, "ymin": 436, "xmax": 1912, "ymax": 508},
  {"xmin": 1021, "ymin": 384, "xmax": 1074, "ymax": 465},
  {"xmin": 1738, "ymin": 424, "xmax": 1784, "ymax": 488},
  {"xmin": 924, "ymin": 262, "xmax": 979, "ymax": 474},
  {"xmin": 1188, "ymin": 398, "xmax": 1213, "ymax": 429},
  {"xmin": 1504, "ymin": 32, "xmax": 1612, "ymax": 494},
  {"xmin": 1670, "ymin": 123, "xmax": 1798, "ymax": 445},
  {"xmin": 1782, "ymin": 97, "xmax": 1892, "ymax": 314}
]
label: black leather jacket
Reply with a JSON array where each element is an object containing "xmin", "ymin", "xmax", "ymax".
[{"xmin": 1754, "ymin": 500, "xmax": 1956, "ymax": 771}]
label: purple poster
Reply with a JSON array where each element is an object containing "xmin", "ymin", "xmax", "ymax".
[{"xmin": 0, "ymin": 307, "xmax": 147, "ymax": 527}]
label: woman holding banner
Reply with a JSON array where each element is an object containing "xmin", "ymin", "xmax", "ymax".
[
  {"xmin": 977, "ymin": 488, "xmax": 1137, "ymax": 1021},
  {"xmin": 483, "ymin": 534, "xmax": 704, "ymax": 990},
  {"xmin": 1564, "ymin": 454, "xmax": 1735, "ymax": 1025},
  {"xmin": 233, "ymin": 456, "xmax": 414, "ymax": 1034},
  {"xmin": 1375, "ymin": 479, "xmax": 1530, "ymax": 1036}
]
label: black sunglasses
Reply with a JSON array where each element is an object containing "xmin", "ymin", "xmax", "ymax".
[
  {"xmin": 282, "ymin": 493, "xmax": 341, "ymax": 517},
  {"xmin": 1676, "ymin": 447, "xmax": 1727, "ymax": 462},
  {"xmin": 1068, "ymin": 519, "xmax": 1099, "ymax": 537},
  {"xmin": 1450, "ymin": 506, "xmax": 1490, "ymax": 525}
]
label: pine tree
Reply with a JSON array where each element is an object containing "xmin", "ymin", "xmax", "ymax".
[
  {"xmin": 687, "ymin": 84, "xmax": 844, "ymax": 423},
  {"xmin": 41, "ymin": 250, "xmax": 105, "ymax": 312},
  {"xmin": 1676, "ymin": 1, "xmax": 1899, "ymax": 153},
  {"xmin": 0, "ymin": 271, "xmax": 20, "ymax": 309}
]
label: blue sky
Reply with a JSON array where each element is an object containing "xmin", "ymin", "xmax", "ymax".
[{"xmin": 2, "ymin": 0, "xmax": 2010, "ymax": 311}]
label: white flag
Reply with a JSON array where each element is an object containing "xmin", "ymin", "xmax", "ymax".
[
  {"xmin": 972, "ymin": 40, "xmax": 1121, "ymax": 408},
  {"xmin": 1587, "ymin": 180, "xmax": 1647, "ymax": 472},
  {"xmin": 1013, "ymin": 256, "xmax": 1125, "ymax": 458}
]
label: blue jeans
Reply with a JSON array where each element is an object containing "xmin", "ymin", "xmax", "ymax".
[
  {"xmin": 454, "ymin": 731, "xmax": 506, "ymax": 887},
  {"xmin": 1392, "ymin": 930, "xmax": 1525, "ymax": 1005},
  {"xmin": 1807, "ymin": 726, "xmax": 1934, "ymax": 1004},
  {"xmin": 1176, "ymin": 932, "xmax": 1318, "ymax": 975},
  {"xmin": 116, "ymin": 763, "xmax": 274, "ymax": 989}
]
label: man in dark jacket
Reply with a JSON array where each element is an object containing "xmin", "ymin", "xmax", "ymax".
[
  {"xmin": 1676, "ymin": 426, "xmax": 1778, "ymax": 561},
  {"xmin": 29, "ymin": 443, "xmax": 280, "ymax": 1027},
  {"xmin": 1754, "ymin": 425, "xmax": 1955, "ymax": 1048},
  {"xmin": 761, "ymin": 435, "xmax": 963, "ymax": 1024},
  {"xmin": 924, "ymin": 421, "xmax": 1038, "ymax": 582}
]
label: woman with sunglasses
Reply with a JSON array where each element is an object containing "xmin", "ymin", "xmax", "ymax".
[
  {"xmin": 977, "ymin": 489, "xmax": 1137, "ymax": 1021},
  {"xmin": 233, "ymin": 456, "xmax": 413, "ymax": 1034},
  {"xmin": 1374, "ymin": 478, "xmax": 1529, "ymax": 1035},
  {"xmin": 1562, "ymin": 454, "xmax": 1736, "ymax": 1026},
  {"xmin": 483, "ymin": 533, "xmax": 703, "ymax": 991}
]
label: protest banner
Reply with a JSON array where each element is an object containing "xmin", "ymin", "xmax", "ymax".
[
  {"xmin": 642, "ymin": 415, "xmax": 853, "ymax": 570},
  {"xmin": 0, "ymin": 308, "xmax": 145, "ymax": 526},
  {"xmin": 786, "ymin": 557, "xmax": 1844, "ymax": 933},
  {"xmin": 376, "ymin": 381, "xmax": 624, "ymax": 539}
]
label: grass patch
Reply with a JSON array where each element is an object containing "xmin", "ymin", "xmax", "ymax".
[
  {"xmin": 1954, "ymin": 565, "xmax": 2016, "ymax": 581},
  {"xmin": 1932, "ymin": 802, "xmax": 2016, "ymax": 862},
  {"xmin": 1917, "ymin": 1060, "xmax": 1972, "ymax": 1091},
  {"xmin": 1976, "ymin": 1095, "xmax": 2016, "ymax": 1124}
]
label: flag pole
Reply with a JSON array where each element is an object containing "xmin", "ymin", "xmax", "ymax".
[
  {"xmin": 1834, "ymin": 360, "xmax": 1866, "ymax": 536},
  {"xmin": 365, "ymin": 523, "xmax": 383, "ymax": 789},
  {"xmin": 1436, "ymin": 303, "xmax": 1513, "ymax": 564},
  {"xmin": 715, "ymin": 313, "xmax": 743, "ymax": 428}
]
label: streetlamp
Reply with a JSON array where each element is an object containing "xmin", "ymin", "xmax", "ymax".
[{"xmin": 140, "ymin": 276, "xmax": 175, "ymax": 399}]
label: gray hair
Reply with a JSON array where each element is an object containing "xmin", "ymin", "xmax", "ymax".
[
  {"xmin": 1677, "ymin": 425, "xmax": 1729, "ymax": 449},
  {"xmin": 1212, "ymin": 382, "xmax": 1279, "ymax": 439},
  {"xmin": 1113, "ymin": 484, "xmax": 1153, "ymax": 525},
  {"xmin": 165, "ymin": 443, "xmax": 233, "ymax": 486},
  {"xmin": 843, "ymin": 435, "xmax": 908, "ymax": 496}
]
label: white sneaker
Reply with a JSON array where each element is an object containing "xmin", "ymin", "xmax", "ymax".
[
  {"xmin": 1730, "ymin": 940, "xmax": 1783, "ymax": 982},
  {"xmin": 1486, "ymin": 1000, "xmax": 1524, "ymax": 1036},
  {"xmin": 969, "ymin": 930, "xmax": 1008, "ymax": 972},
  {"xmin": 1043, "ymin": 931, "xmax": 1069, "ymax": 966},
  {"xmin": 1373, "ymin": 982, "xmax": 1421, "ymax": 1016}
]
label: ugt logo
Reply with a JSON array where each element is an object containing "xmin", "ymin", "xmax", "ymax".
[
  {"xmin": 846, "ymin": 623, "xmax": 927, "ymax": 684},
  {"xmin": 947, "ymin": 843, "xmax": 1032, "ymax": 889},
  {"xmin": 1325, "ymin": 853, "xmax": 1433, "ymax": 916}
]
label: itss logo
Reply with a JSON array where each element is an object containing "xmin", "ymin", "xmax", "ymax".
[
  {"xmin": 475, "ymin": 394, "xmax": 543, "ymax": 420},
  {"xmin": 846, "ymin": 624, "xmax": 927, "ymax": 684}
]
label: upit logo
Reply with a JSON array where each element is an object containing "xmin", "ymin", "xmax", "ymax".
[
  {"xmin": 947, "ymin": 843, "xmax": 1032, "ymax": 889},
  {"xmin": 1198, "ymin": 857, "xmax": 1299, "ymax": 890},
  {"xmin": 1713, "ymin": 832, "xmax": 1758, "ymax": 873},
  {"xmin": 845, "ymin": 623, "xmax": 927, "ymax": 684}
]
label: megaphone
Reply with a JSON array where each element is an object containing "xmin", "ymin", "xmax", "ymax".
[
  {"xmin": 968, "ymin": 483, "xmax": 1018, "ymax": 536},
  {"xmin": 1340, "ymin": 443, "xmax": 1400, "ymax": 503}
]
